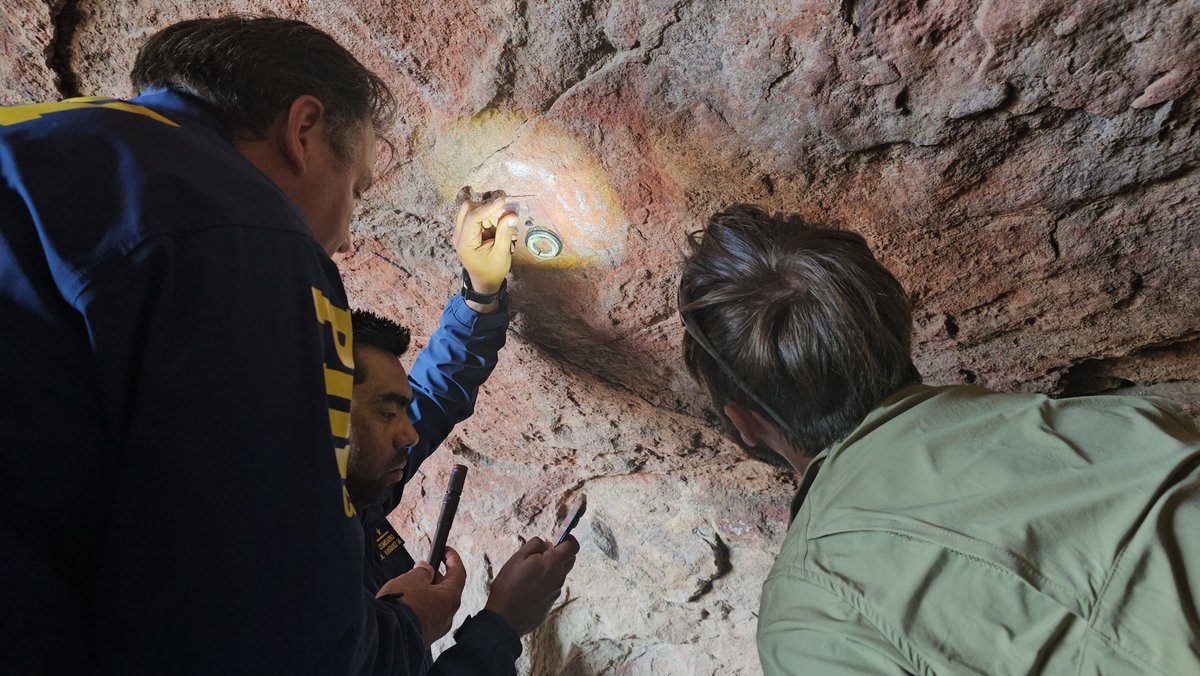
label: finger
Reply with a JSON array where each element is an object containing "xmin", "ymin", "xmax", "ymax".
[
  {"xmin": 489, "ymin": 212, "xmax": 519, "ymax": 259},
  {"xmin": 518, "ymin": 536, "xmax": 550, "ymax": 558},
  {"xmin": 455, "ymin": 200, "xmax": 472, "ymax": 248},
  {"xmin": 551, "ymin": 534, "xmax": 581, "ymax": 558},
  {"xmin": 460, "ymin": 202, "xmax": 511, "ymax": 252},
  {"xmin": 439, "ymin": 546, "xmax": 468, "ymax": 592},
  {"xmin": 480, "ymin": 220, "xmax": 497, "ymax": 245},
  {"xmin": 543, "ymin": 552, "xmax": 576, "ymax": 582},
  {"xmin": 498, "ymin": 211, "xmax": 520, "ymax": 225},
  {"xmin": 544, "ymin": 541, "xmax": 578, "ymax": 573},
  {"xmin": 469, "ymin": 201, "xmax": 513, "ymax": 234},
  {"xmin": 560, "ymin": 553, "xmax": 577, "ymax": 576},
  {"xmin": 460, "ymin": 210, "xmax": 485, "ymax": 250},
  {"xmin": 410, "ymin": 561, "xmax": 436, "ymax": 584},
  {"xmin": 498, "ymin": 212, "xmax": 519, "ymax": 235},
  {"xmin": 455, "ymin": 185, "xmax": 474, "ymax": 208},
  {"xmin": 454, "ymin": 185, "xmax": 477, "ymax": 233},
  {"xmin": 455, "ymin": 187, "xmax": 503, "ymax": 249}
]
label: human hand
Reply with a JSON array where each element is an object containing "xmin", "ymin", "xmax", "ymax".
[
  {"xmin": 483, "ymin": 536, "xmax": 580, "ymax": 636},
  {"xmin": 376, "ymin": 547, "xmax": 467, "ymax": 649},
  {"xmin": 454, "ymin": 186, "xmax": 520, "ymax": 301}
]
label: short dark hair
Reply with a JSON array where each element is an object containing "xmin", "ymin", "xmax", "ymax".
[
  {"xmin": 131, "ymin": 16, "xmax": 396, "ymax": 165},
  {"xmin": 679, "ymin": 205, "xmax": 920, "ymax": 456},
  {"xmin": 351, "ymin": 310, "xmax": 411, "ymax": 384}
]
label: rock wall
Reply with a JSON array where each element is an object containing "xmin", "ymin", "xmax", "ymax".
[{"xmin": 4, "ymin": 1, "xmax": 1197, "ymax": 673}]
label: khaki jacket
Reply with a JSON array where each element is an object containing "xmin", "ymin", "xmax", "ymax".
[{"xmin": 759, "ymin": 385, "xmax": 1200, "ymax": 675}]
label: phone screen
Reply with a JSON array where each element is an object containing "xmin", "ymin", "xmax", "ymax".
[{"xmin": 554, "ymin": 494, "xmax": 587, "ymax": 546}]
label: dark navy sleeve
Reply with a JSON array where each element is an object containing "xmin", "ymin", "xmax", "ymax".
[
  {"xmin": 426, "ymin": 610, "xmax": 522, "ymax": 675},
  {"xmin": 397, "ymin": 293, "xmax": 509, "ymax": 500}
]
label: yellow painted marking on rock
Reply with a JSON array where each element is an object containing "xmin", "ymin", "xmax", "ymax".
[{"xmin": 428, "ymin": 113, "xmax": 629, "ymax": 268}]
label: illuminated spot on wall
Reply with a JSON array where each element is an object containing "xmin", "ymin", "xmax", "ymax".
[{"xmin": 425, "ymin": 112, "xmax": 628, "ymax": 268}]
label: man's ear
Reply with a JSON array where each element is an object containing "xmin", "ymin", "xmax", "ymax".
[
  {"xmin": 278, "ymin": 95, "xmax": 326, "ymax": 176},
  {"xmin": 724, "ymin": 402, "xmax": 764, "ymax": 447}
]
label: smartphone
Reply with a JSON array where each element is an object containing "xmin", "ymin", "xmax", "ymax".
[{"xmin": 554, "ymin": 494, "xmax": 587, "ymax": 546}]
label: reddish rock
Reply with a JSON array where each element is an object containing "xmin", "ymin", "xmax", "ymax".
[
  {"xmin": 0, "ymin": 0, "xmax": 65, "ymax": 103},
  {"xmin": 3, "ymin": 1, "xmax": 1197, "ymax": 671}
]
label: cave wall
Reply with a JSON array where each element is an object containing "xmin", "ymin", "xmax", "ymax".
[{"xmin": 3, "ymin": 1, "xmax": 1197, "ymax": 673}]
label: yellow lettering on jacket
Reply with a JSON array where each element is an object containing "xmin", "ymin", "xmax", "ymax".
[
  {"xmin": 328, "ymin": 409, "xmax": 350, "ymax": 441},
  {"xmin": 311, "ymin": 288, "xmax": 354, "ymax": 369},
  {"xmin": 0, "ymin": 97, "xmax": 180, "ymax": 127},
  {"xmin": 312, "ymin": 286, "xmax": 356, "ymax": 517},
  {"xmin": 324, "ymin": 367, "xmax": 354, "ymax": 402},
  {"xmin": 336, "ymin": 444, "xmax": 354, "ymax": 517}
]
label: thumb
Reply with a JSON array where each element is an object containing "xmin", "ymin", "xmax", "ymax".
[
  {"xmin": 410, "ymin": 561, "xmax": 436, "ymax": 584},
  {"xmin": 491, "ymin": 212, "xmax": 519, "ymax": 256},
  {"xmin": 497, "ymin": 212, "xmax": 520, "ymax": 233},
  {"xmin": 439, "ymin": 546, "xmax": 468, "ymax": 593}
]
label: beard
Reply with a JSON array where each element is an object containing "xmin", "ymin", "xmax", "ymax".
[
  {"xmin": 345, "ymin": 472, "xmax": 394, "ymax": 509},
  {"xmin": 346, "ymin": 442, "xmax": 402, "ymax": 508}
]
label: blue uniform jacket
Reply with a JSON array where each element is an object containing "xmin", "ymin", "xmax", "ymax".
[
  {"xmin": 361, "ymin": 294, "xmax": 521, "ymax": 674},
  {"xmin": 0, "ymin": 90, "xmax": 424, "ymax": 673}
]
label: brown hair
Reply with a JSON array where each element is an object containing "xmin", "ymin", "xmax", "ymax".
[
  {"xmin": 679, "ymin": 205, "xmax": 920, "ymax": 457},
  {"xmin": 132, "ymin": 16, "xmax": 396, "ymax": 166}
]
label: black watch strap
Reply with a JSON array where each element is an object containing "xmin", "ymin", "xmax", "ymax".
[{"xmin": 460, "ymin": 268, "xmax": 507, "ymax": 304}]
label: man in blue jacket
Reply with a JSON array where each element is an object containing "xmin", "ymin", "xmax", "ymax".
[
  {"xmin": 347, "ymin": 191, "xmax": 579, "ymax": 674},
  {"xmin": 0, "ymin": 16, "xmax": 453, "ymax": 673}
]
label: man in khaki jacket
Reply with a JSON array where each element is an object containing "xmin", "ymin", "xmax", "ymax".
[{"xmin": 677, "ymin": 204, "xmax": 1200, "ymax": 675}]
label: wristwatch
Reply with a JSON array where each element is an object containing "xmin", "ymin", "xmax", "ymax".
[{"xmin": 460, "ymin": 268, "xmax": 507, "ymax": 304}]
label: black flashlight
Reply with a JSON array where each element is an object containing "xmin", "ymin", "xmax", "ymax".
[{"xmin": 427, "ymin": 464, "xmax": 468, "ymax": 569}]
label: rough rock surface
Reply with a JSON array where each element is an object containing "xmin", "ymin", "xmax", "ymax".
[{"xmin": 4, "ymin": 1, "xmax": 1198, "ymax": 673}]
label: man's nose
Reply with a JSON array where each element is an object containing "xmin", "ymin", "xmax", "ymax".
[{"xmin": 396, "ymin": 419, "xmax": 419, "ymax": 450}]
